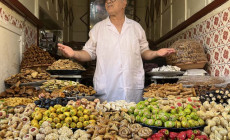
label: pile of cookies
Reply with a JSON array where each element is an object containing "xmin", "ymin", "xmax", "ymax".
[
  {"xmin": 143, "ymin": 83, "xmax": 196, "ymax": 98},
  {"xmin": 20, "ymin": 46, "xmax": 55, "ymax": 68}
]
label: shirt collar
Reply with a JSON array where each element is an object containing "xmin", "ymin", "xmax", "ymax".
[{"xmin": 106, "ymin": 16, "xmax": 132, "ymax": 26}]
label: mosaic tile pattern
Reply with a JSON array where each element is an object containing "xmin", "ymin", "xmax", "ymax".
[
  {"xmin": 158, "ymin": 7, "xmax": 230, "ymax": 76},
  {"xmin": 0, "ymin": 7, "xmax": 37, "ymax": 50}
]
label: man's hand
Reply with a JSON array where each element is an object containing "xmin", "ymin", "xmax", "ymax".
[
  {"xmin": 156, "ymin": 48, "xmax": 176, "ymax": 57},
  {"xmin": 58, "ymin": 43, "xmax": 75, "ymax": 58}
]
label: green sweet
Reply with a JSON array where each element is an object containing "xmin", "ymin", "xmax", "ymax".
[
  {"xmin": 171, "ymin": 109, "xmax": 177, "ymax": 114},
  {"xmin": 144, "ymin": 101, "xmax": 149, "ymax": 106},
  {"xmin": 177, "ymin": 107, "xmax": 184, "ymax": 112},
  {"xmin": 134, "ymin": 109, "xmax": 139, "ymax": 116},
  {"xmin": 192, "ymin": 114, "xmax": 199, "ymax": 121},
  {"xmin": 135, "ymin": 115, "xmax": 141, "ymax": 122},
  {"xmin": 190, "ymin": 112, "xmax": 199, "ymax": 120},
  {"xmin": 137, "ymin": 101, "xmax": 145, "ymax": 105},
  {"xmin": 186, "ymin": 104, "xmax": 193, "ymax": 110},
  {"xmin": 151, "ymin": 115, "xmax": 157, "ymax": 120},
  {"xmin": 192, "ymin": 108, "xmax": 197, "ymax": 112},
  {"xmin": 139, "ymin": 110, "xmax": 144, "ymax": 116},
  {"xmin": 155, "ymin": 120, "xmax": 163, "ymax": 127},
  {"xmin": 143, "ymin": 111, "xmax": 151, "ymax": 119},
  {"xmin": 140, "ymin": 117, "xmax": 148, "ymax": 123},
  {"xmin": 156, "ymin": 114, "xmax": 160, "ymax": 120},
  {"xmin": 194, "ymin": 121, "xmax": 200, "ymax": 127},
  {"xmin": 161, "ymin": 115, "xmax": 169, "ymax": 123},
  {"xmin": 152, "ymin": 109, "xmax": 159, "ymax": 114},
  {"xmin": 184, "ymin": 108, "xmax": 191, "ymax": 115},
  {"xmin": 169, "ymin": 114, "xmax": 178, "ymax": 121},
  {"xmin": 150, "ymin": 102, "xmax": 157, "ymax": 105},
  {"xmin": 178, "ymin": 111, "xmax": 186, "ymax": 117},
  {"xmin": 188, "ymin": 119, "xmax": 195, "ymax": 127},
  {"xmin": 181, "ymin": 120, "xmax": 189, "ymax": 128},
  {"xmin": 147, "ymin": 98, "xmax": 152, "ymax": 103},
  {"xmin": 128, "ymin": 106, "xmax": 135, "ymax": 114},
  {"xmin": 164, "ymin": 121, "xmax": 175, "ymax": 128},
  {"xmin": 190, "ymin": 112, "xmax": 196, "ymax": 118},
  {"xmin": 186, "ymin": 115, "xmax": 192, "ymax": 120},
  {"xmin": 150, "ymin": 98, "xmax": 158, "ymax": 102},
  {"xmin": 175, "ymin": 121, "xmax": 182, "ymax": 128},
  {"xmin": 198, "ymin": 118, "xmax": 205, "ymax": 126},
  {"xmin": 147, "ymin": 105, "xmax": 153, "ymax": 111},
  {"xmin": 137, "ymin": 104, "xmax": 145, "ymax": 109},
  {"xmin": 145, "ymin": 119, "xmax": 155, "ymax": 126}
]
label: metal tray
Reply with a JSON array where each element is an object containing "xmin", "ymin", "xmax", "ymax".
[
  {"xmin": 5, "ymin": 80, "xmax": 47, "ymax": 87},
  {"xmin": 77, "ymin": 95, "xmax": 96, "ymax": 101},
  {"xmin": 147, "ymin": 71, "xmax": 185, "ymax": 77},
  {"xmin": 47, "ymin": 70, "xmax": 84, "ymax": 75},
  {"xmin": 140, "ymin": 123, "xmax": 205, "ymax": 133},
  {"xmin": 20, "ymin": 80, "xmax": 47, "ymax": 86}
]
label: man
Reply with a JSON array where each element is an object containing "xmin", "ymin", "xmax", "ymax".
[{"xmin": 58, "ymin": 0, "xmax": 175, "ymax": 102}]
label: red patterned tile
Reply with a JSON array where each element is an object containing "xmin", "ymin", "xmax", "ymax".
[
  {"xmin": 204, "ymin": 18, "xmax": 212, "ymax": 33},
  {"xmin": 212, "ymin": 29, "xmax": 223, "ymax": 47},
  {"xmin": 219, "ymin": 26, "xmax": 230, "ymax": 45},
  {"xmin": 222, "ymin": 45, "xmax": 230, "ymax": 63},
  {"xmin": 211, "ymin": 13, "xmax": 223, "ymax": 30},
  {"xmin": 212, "ymin": 47, "xmax": 224, "ymax": 64},
  {"xmin": 213, "ymin": 65, "xmax": 221, "ymax": 76},
  {"xmin": 222, "ymin": 65, "xmax": 230, "ymax": 76},
  {"xmin": 221, "ymin": 8, "xmax": 230, "ymax": 26},
  {"xmin": 204, "ymin": 33, "xmax": 213, "ymax": 49},
  {"xmin": 197, "ymin": 24, "xmax": 204, "ymax": 36},
  {"xmin": 186, "ymin": 28, "xmax": 193, "ymax": 39}
]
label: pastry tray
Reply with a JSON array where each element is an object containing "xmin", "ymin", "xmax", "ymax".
[
  {"xmin": 47, "ymin": 70, "xmax": 84, "ymax": 75},
  {"xmin": 19, "ymin": 80, "xmax": 47, "ymax": 86},
  {"xmin": 5, "ymin": 80, "xmax": 47, "ymax": 87},
  {"xmin": 77, "ymin": 95, "xmax": 96, "ymax": 101},
  {"xmin": 140, "ymin": 123, "xmax": 205, "ymax": 133},
  {"xmin": 147, "ymin": 71, "xmax": 185, "ymax": 77}
]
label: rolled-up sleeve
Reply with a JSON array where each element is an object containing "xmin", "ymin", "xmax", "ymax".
[
  {"xmin": 83, "ymin": 28, "xmax": 97, "ymax": 60},
  {"xmin": 135, "ymin": 23, "xmax": 150, "ymax": 54}
]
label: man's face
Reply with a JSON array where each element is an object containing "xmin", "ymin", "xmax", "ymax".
[{"xmin": 105, "ymin": 0, "xmax": 127, "ymax": 16}]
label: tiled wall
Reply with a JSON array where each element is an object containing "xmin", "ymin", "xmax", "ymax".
[
  {"xmin": 157, "ymin": 2, "xmax": 230, "ymax": 77},
  {"xmin": 0, "ymin": 2, "xmax": 37, "ymax": 92},
  {"xmin": 0, "ymin": 3, "xmax": 37, "ymax": 49}
]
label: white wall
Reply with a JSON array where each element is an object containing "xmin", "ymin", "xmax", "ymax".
[
  {"xmin": 18, "ymin": 0, "xmax": 36, "ymax": 16},
  {"xmin": 0, "ymin": 23, "xmax": 22, "ymax": 92}
]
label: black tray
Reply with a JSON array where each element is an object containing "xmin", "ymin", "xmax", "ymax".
[
  {"xmin": 47, "ymin": 70, "xmax": 84, "ymax": 75},
  {"xmin": 77, "ymin": 95, "xmax": 96, "ymax": 101},
  {"xmin": 71, "ymin": 128, "xmax": 85, "ymax": 132},
  {"xmin": 140, "ymin": 123, "xmax": 205, "ymax": 133},
  {"xmin": 5, "ymin": 80, "xmax": 47, "ymax": 87}
]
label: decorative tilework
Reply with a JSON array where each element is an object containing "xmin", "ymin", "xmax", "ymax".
[
  {"xmin": 157, "ymin": 6, "xmax": 230, "ymax": 76},
  {"xmin": 0, "ymin": 6, "xmax": 37, "ymax": 50}
]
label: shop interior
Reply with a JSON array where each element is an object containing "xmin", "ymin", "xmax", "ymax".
[{"xmin": 0, "ymin": 0, "xmax": 230, "ymax": 139}]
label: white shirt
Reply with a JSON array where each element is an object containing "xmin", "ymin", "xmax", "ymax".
[{"xmin": 83, "ymin": 16, "xmax": 149, "ymax": 102}]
